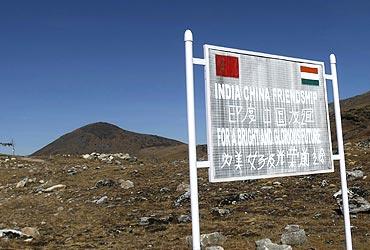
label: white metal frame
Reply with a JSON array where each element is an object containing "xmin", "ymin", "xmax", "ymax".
[{"xmin": 184, "ymin": 29, "xmax": 352, "ymax": 250}]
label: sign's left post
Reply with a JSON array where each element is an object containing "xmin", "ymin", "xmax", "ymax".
[{"xmin": 184, "ymin": 29, "xmax": 201, "ymax": 250}]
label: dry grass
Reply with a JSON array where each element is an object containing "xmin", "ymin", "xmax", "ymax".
[{"xmin": 0, "ymin": 143, "xmax": 369, "ymax": 249}]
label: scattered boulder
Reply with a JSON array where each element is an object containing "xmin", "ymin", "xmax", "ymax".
[
  {"xmin": 0, "ymin": 229, "xmax": 32, "ymax": 239},
  {"xmin": 177, "ymin": 214, "xmax": 191, "ymax": 223},
  {"xmin": 187, "ymin": 232, "xmax": 226, "ymax": 249},
  {"xmin": 119, "ymin": 180, "xmax": 134, "ymax": 189},
  {"xmin": 43, "ymin": 184, "xmax": 66, "ymax": 193},
  {"xmin": 139, "ymin": 215, "xmax": 173, "ymax": 226},
  {"xmin": 174, "ymin": 191, "xmax": 190, "ymax": 207},
  {"xmin": 211, "ymin": 207, "xmax": 231, "ymax": 217},
  {"xmin": 256, "ymin": 238, "xmax": 292, "ymax": 250},
  {"xmin": 347, "ymin": 169, "xmax": 364, "ymax": 180},
  {"xmin": 82, "ymin": 152, "xmax": 137, "ymax": 163},
  {"xmin": 16, "ymin": 177, "xmax": 28, "ymax": 188},
  {"xmin": 219, "ymin": 192, "xmax": 256, "ymax": 205},
  {"xmin": 82, "ymin": 154, "xmax": 93, "ymax": 160},
  {"xmin": 334, "ymin": 189, "xmax": 370, "ymax": 214},
  {"xmin": 280, "ymin": 225, "xmax": 306, "ymax": 246}
]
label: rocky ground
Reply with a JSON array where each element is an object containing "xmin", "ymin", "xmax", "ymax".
[{"xmin": 0, "ymin": 142, "xmax": 369, "ymax": 249}]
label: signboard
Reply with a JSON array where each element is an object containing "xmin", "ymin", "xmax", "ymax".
[{"xmin": 204, "ymin": 45, "xmax": 334, "ymax": 182}]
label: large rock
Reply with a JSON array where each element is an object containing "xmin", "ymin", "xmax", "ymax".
[
  {"xmin": 187, "ymin": 232, "xmax": 226, "ymax": 248},
  {"xmin": 256, "ymin": 238, "xmax": 292, "ymax": 250},
  {"xmin": 281, "ymin": 225, "xmax": 306, "ymax": 246},
  {"xmin": 334, "ymin": 189, "xmax": 370, "ymax": 214}
]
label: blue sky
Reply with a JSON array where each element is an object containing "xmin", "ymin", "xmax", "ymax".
[{"xmin": 0, "ymin": 1, "xmax": 369, "ymax": 155}]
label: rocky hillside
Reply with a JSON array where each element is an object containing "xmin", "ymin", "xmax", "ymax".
[
  {"xmin": 330, "ymin": 91, "xmax": 370, "ymax": 146},
  {"xmin": 1, "ymin": 140, "xmax": 369, "ymax": 249},
  {"xmin": 32, "ymin": 122, "xmax": 183, "ymax": 156}
]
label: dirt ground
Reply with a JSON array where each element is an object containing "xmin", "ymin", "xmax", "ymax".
[{"xmin": 0, "ymin": 142, "xmax": 369, "ymax": 249}]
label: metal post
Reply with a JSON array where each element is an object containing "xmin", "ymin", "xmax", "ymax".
[
  {"xmin": 330, "ymin": 54, "xmax": 353, "ymax": 250},
  {"xmin": 184, "ymin": 29, "xmax": 201, "ymax": 250}
]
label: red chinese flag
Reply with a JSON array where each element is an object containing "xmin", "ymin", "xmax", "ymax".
[{"xmin": 216, "ymin": 54, "xmax": 239, "ymax": 78}]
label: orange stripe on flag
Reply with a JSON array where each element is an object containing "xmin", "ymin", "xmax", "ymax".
[{"xmin": 300, "ymin": 66, "xmax": 318, "ymax": 74}]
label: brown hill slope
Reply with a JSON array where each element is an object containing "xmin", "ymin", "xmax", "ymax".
[
  {"xmin": 329, "ymin": 91, "xmax": 370, "ymax": 145},
  {"xmin": 32, "ymin": 122, "xmax": 183, "ymax": 156}
]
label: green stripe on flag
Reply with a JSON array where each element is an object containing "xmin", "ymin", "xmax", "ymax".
[{"xmin": 302, "ymin": 79, "xmax": 319, "ymax": 86}]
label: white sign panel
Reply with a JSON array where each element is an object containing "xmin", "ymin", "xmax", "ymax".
[{"xmin": 204, "ymin": 45, "xmax": 334, "ymax": 182}]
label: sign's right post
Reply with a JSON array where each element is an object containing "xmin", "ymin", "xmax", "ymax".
[{"xmin": 329, "ymin": 54, "xmax": 352, "ymax": 250}]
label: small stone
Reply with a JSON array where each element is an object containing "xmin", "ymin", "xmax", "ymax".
[
  {"xmin": 256, "ymin": 238, "xmax": 292, "ymax": 250},
  {"xmin": 205, "ymin": 246, "xmax": 224, "ymax": 250},
  {"xmin": 43, "ymin": 184, "xmax": 66, "ymax": 193},
  {"xmin": 160, "ymin": 187, "xmax": 171, "ymax": 193},
  {"xmin": 281, "ymin": 225, "xmax": 306, "ymax": 245},
  {"xmin": 177, "ymin": 214, "xmax": 191, "ymax": 223},
  {"xmin": 174, "ymin": 191, "xmax": 190, "ymax": 207},
  {"xmin": 119, "ymin": 180, "xmax": 134, "ymax": 189},
  {"xmin": 95, "ymin": 179, "xmax": 116, "ymax": 188},
  {"xmin": 95, "ymin": 196, "xmax": 108, "ymax": 205},
  {"xmin": 67, "ymin": 167, "xmax": 78, "ymax": 175},
  {"xmin": 16, "ymin": 177, "xmax": 28, "ymax": 188},
  {"xmin": 347, "ymin": 170, "xmax": 364, "ymax": 180},
  {"xmin": 82, "ymin": 154, "xmax": 93, "ymax": 160},
  {"xmin": 139, "ymin": 217, "xmax": 150, "ymax": 226},
  {"xmin": 321, "ymin": 180, "xmax": 329, "ymax": 187},
  {"xmin": 176, "ymin": 182, "xmax": 190, "ymax": 192},
  {"xmin": 211, "ymin": 207, "xmax": 231, "ymax": 217},
  {"xmin": 273, "ymin": 181, "xmax": 282, "ymax": 186},
  {"xmin": 21, "ymin": 227, "xmax": 40, "ymax": 239}
]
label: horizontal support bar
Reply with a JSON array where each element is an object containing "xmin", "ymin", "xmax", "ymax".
[
  {"xmin": 197, "ymin": 160, "xmax": 210, "ymax": 168},
  {"xmin": 325, "ymin": 74, "xmax": 333, "ymax": 80},
  {"xmin": 332, "ymin": 154, "xmax": 341, "ymax": 161},
  {"xmin": 193, "ymin": 58, "xmax": 206, "ymax": 65}
]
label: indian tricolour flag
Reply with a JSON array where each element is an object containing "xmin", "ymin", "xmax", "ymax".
[{"xmin": 300, "ymin": 64, "xmax": 319, "ymax": 86}]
